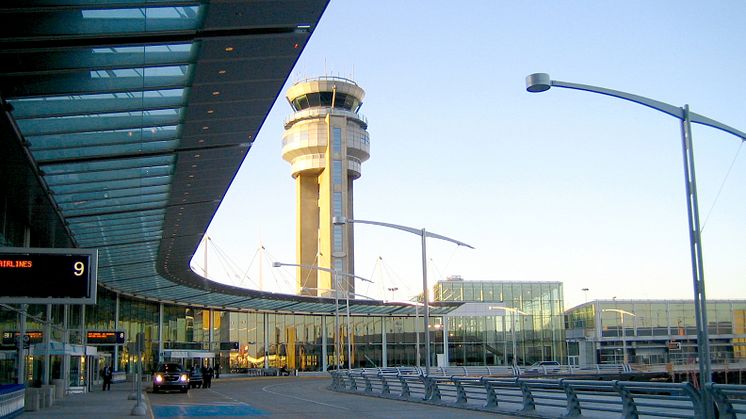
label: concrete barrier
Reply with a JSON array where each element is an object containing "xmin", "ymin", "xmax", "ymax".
[
  {"xmin": 24, "ymin": 388, "xmax": 40, "ymax": 412},
  {"xmin": 52, "ymin": 379, "xmax": 65, "ymax": 400},
  {"xmin": 40, "ymin": 384, "xmax": 55, "ymax": 408}
]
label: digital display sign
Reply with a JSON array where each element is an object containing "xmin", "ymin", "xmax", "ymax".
[
  {"xmin": 0, "ymin": 247, "xmax": 97, "ymax": 304},
  {"xmin": 1, "ymin": 331, "xmax": 43, "ymax": 346},
  {"xmin": 87, "ymin": 331, "xmax": 125, "ymax": 345}
]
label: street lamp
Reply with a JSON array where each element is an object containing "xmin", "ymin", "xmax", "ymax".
[
  {"xmin": 581, "ymin": 288, "xmax": 589, "ymax": 303},
  {"xmin": 387, "ymin": 287, "xmax": 398, "ymax": 302},
  {"xmin": 490, "ymin": 306, "xmax": 527, "ymax": 367},
  {"xmin": 272, "ymin": 261, "xmax": 373, "ymax": 370},
  {"xmin": 333, "ymin": 216, "xmax": 474, "ymax": 376},
  {"xmin": 602, "ymin": 308, "xmax": 636, "ymax": 364},
  {"xmin": 526, "ymin": 73, "xmax": 745, "ymax": 415}
]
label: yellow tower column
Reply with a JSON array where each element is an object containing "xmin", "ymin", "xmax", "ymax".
[{"xmin": 281, "ymin": 77, "xmax": 370, "ymax": 296}]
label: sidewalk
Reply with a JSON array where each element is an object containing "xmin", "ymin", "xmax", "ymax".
[{"xmin": 21, "ymin": 382, "xmax": 151, "ymax": 419}]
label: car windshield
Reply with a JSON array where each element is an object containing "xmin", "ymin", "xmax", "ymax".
[{"xmin": 156, "ymin": 363, "xmax": 183, "ymax": 373}]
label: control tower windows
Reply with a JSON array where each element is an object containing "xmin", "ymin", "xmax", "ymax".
[{"xmin": 291, "ymin": 92, "xmax": 360, "ymax": 111}]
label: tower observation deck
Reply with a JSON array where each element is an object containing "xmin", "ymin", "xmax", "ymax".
[{"xmin": 281, "ymin": 77, "xmax": 370, "ymax": 296}]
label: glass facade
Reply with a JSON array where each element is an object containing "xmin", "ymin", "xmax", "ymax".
[
  {"xmin": 565, "ymin": 300, "xmax": 746, "ymax": 366},
  {"xmin": 435, "ymin": 280, "xmax": 565, "ymax": 366},
  {"xmin": 0, "ymin": 278, "xmax": 567, "ymax": 382}
]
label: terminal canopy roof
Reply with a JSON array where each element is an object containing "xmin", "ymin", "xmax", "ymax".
[{"xmin": 0, "ymin": 1, "xmax": 459, "ymax": 316}]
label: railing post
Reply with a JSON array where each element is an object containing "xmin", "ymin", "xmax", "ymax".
[
  {"xmin": 518, "ymin": 380, "xmax": 536, "ymax": 413},
  {"xmin": 398, "ymin": 374, "xmax": 411, "ymax": 399},
  {"xmin": 454, "ymin": 378, "xmax": 467, "ymax": 405},
  {"xmin": 482, "ymin": 378, "xmax": 498, "ymax": 409},
  {"xmin": 613, "ymin": 381, "xmax": 639, "ymax": 419},
  {"xmin": 348, "ymin": 371, "xmax": 357, "ymax": 391},
  {"xmin": 380, "ymin": 374, "xmax": 390, "ymax": 396},
  {"xmin": 560, "ymin": 379, "xmax": 582, "ymax": 417},
  {"xmin": 362, "ymin": 374, "xmax": 372, "ymax": 393},
  {"xmin": 706, "ymin": 383, "xmax": 735, "ymax": 419},
  {"xmin": 425, "ymin": 376, "xmax": 439, "ymax": 401},
  {"xmin": 679, "ymin": 381, "xmax": 704, "ymax": 418}
]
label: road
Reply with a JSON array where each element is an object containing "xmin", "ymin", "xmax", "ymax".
[{"xmin": 148, "ymin": 376, "xmax": 513, "ymax": 418}]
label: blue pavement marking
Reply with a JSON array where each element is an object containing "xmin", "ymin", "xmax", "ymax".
[{"xmin": 153, "ymin": 403, "xmax": 268, "ymax": 417}]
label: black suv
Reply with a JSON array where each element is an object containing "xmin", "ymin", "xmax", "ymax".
[{"xmin": 152, "ymin": 363, "xmax": 189, "ymax": 393}]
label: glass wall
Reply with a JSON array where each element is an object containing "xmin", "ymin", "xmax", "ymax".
[
  {"xmin": 434, "ymin": 280, "xmax": 566, "ymax": 366},
  {"xmin": 566, "ymin": 300, "xmax": 746, "ymax": 365}
]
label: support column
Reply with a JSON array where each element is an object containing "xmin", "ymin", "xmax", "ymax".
[
  {"xmin": 209, "ymin": 309, "xmax": 214, "ymax": 363},
  {"xmin": 263, "ymin": 314, "xmax": 269, "ymax": 368},
  {"xmin": 43, "ymin": 304, "xmax": 51, "ymax": 385},
  {"xmin": 63, "ymin": 305, "xmax": 70, "ymax": 387},
  {"xmin": 442, "ymin": 317, "xmax": 449, "ymax": 367},
  {"xmin": 381, "ymin": 317, "xmax": 387, "ymax": 368},
  {"xmin": 321, "ymin": 316, "xmax": 328, "ymax": 371},
  {"xmin": 17, "ymin": 304, "xmax": 27, "ymax": 385},
  {"xmin": 158, "ymin": 303, "xmax": 164, "ymax": 364},
  {"xmin": 114, "ymin": 294, "xmax": 120, "ymax": 371}
]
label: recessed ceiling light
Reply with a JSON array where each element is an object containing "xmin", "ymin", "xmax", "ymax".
[
  {"xmin": 218, "ymin": 70, "xmax": 227, "ymax": 75},
  {"xmin": 207, "ymin": 109, "xmax": 214, "ymax": 114},
  {"xmin": 198, "ymin": 139, "xmax": 205, "ymax": 143},
  {"xmin": 212, "ymin": 91, "xmax": 220, "ymax": 96},
  {"xmin": 194, "ymin": 154, "xmax": 200, "ymax": 158},
  {"xmin": 225, "ymin": 47, "xmax": 234, "ymax": 52},
  {"xmin": 202, "ymin": 126, "xmax": 209, "ymax": 130}
]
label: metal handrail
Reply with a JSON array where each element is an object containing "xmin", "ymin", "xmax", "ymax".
[{"xmin": 328, "ymin": 368, "xmax": 737, "ymax": 418}]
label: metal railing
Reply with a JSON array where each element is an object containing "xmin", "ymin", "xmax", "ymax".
[
  {"xmin": 0, "ymin": 384, "xmax": 25, "ymax": 417},
  {"xmin": 329, "ymin": 368, "xmax": 746, "ymax": 418}
]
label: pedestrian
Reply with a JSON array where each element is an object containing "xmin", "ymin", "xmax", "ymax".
[
  {"xmin": 201, "ymin": 365, "xmax": 208, "ymax": 388},
  {"xmin": 204, "ymin": 365, "xmax": 213, "ymax": 388},
  {"xmin": 101, "ymin": 363, "xmax": 113, "ymax": 391}
]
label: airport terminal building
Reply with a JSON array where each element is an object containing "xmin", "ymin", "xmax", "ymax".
[
  {"xmin": 565, "ymin": 299, "xmax": 746, "ymax": 366},
  {"xmin": 0, "ymin": 1, "xmax": 574, "ymax": 391}
]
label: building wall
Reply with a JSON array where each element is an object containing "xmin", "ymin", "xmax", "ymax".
[
  {"xmin": 435, "ymin": 280, "xmax": 566, "ymax": 365},
  {"xmin": 565, "ymin": 300, "xmax": 746, "ymax": 365}
]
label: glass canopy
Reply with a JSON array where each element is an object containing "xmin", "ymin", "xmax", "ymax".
[{"xmin": 0, "ymin": 0, "xmax": 459, "ymax": 316}]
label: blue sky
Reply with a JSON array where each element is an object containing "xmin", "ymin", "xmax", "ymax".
[{"xmin": 194, "ymin": 1, "xmax": 746, "ymax": 309}]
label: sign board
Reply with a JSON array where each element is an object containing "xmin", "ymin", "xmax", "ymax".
[
  {"xmin": 667, "ymin": 341, "xmax": 681, "ymax": 351},
  {"xmin": 219, "ymin": 341, "xmax": 239, "ymax": 351},
  {"xmin": 2, "ymin": 331, "xmax": 43, "ymax": 346},
  {"xmin": 0, "ymin": 247, "xmax": 97, "ymax": 304},
  {"xmin": 87, "ymin": 331, "xmax": 125, "ymax": 345}
]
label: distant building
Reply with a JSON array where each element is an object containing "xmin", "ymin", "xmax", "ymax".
[
  {"xmin": 565, "ymin": 299, "xmax": 746, "ymax": 366},
  {"xmin": 281, "ymin": 77, "xmax": 370, "ymax": 296},
  {"xmin": 433, "ymin": 279, "xmax": 565, "ymax": 366}
]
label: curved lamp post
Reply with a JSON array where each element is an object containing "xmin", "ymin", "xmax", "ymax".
[
  {"xmin": 333, "ymin": 216, "xmax": 474, "ymax": 376},
  {"xmin": 526, "ymin": 73, "xmax": 746, "ymax": 415},
  {"xmin": 272, "ymin": 261, "xmax": 373, "ymax": 370},
  {"xmin": 602, "ymin": 308, "xmax": 636, "ymax": 364}
]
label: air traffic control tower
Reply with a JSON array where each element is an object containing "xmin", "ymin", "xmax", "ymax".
[{"xmin": 281, "ymin": 77, "xmax": 370, "ymax": 296}]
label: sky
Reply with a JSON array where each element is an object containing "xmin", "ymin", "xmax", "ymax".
[{"xmin": 193, "ymin": 1, "xmax": 746, "ymax": 310}]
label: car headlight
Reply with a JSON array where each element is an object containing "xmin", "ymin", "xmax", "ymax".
[
  {"xmin": 154, "ymin": 374, "xmax": 163, "ymax": 383},
  {"xmin": 180, "ymin": 374, "xmax": 188, "ymax": 382}
]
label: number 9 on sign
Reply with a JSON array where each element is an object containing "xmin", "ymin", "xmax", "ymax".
[{"xmin": 73, "ymin": 261, "xmax": 85, "ymax": 277}]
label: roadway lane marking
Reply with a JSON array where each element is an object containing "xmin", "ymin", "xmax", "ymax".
[
  {"xmin": 261, "ymin": 382, "xmax": 351, "ymax": 410},
  {"xmin": 153, "ymin": 402, "xmax": 267, "ymax": 417}
]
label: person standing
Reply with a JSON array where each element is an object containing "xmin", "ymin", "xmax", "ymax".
[
  {"xmin": 101, "ymin": 363, "xmax": 113, "ymax": 391},
  {"xmin": 204, "ymin": 365, "xmax": 213, "ymax": 388}
]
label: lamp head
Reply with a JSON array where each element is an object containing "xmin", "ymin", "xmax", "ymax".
[
  {"xmin": 272, "ymin": 262, "xmax": 282, "ymax": 268},
  {"xmin": 526, "ymin": 73, "xmax": 552, "ymax": 93}
]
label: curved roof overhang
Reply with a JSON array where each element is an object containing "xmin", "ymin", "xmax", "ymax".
[{"xmin": 0, "ymin": 1, "xmax": 461, "ymax": 316}]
